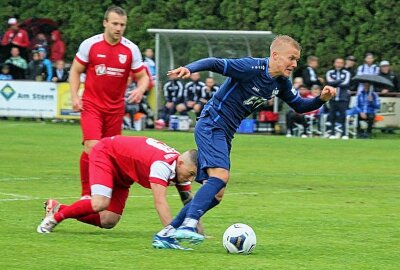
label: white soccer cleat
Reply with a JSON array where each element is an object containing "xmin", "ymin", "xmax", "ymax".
[
  {"xmin": 37, "ymin": 215, "xmax": 58, "ymax": 234},
  {"xmin": 44, "ymin": 199, "xmax": 60, "ymax": 216},
  {"xmin": 341, "ymin": 135, "xmax": 349, "ymax": 140}
]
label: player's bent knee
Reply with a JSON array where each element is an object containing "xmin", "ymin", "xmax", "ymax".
[
  {"xmin": 99, "ymin": 211, "xmax": 120, "ymax": 229},
  {"xmin": 215, "ymin": 188, "xmax": 225, "ymax": 201},
  {"xmin": 208, "ymin": 168, "xmax": 230, "ymax": 183},
  {"xmin": 91, "ymin": 195, "xmax": 111, "ymax": 212}
]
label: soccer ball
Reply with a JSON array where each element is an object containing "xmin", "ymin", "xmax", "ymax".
[{"xmin": 222, "ymin": 223, "xmax": 257, "ymax": 254}]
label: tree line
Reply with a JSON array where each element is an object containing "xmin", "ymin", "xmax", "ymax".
[{"xmin": 1, "ymin": 0, "xmax": 399, "ymax": 73}]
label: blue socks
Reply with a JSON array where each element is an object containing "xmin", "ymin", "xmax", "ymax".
[{"xmin": 186, "ymin": 177, "xmax": 226, "ymax": 221}]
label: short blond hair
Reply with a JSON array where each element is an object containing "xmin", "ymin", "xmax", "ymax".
[{"xmin": 270, "ymin": 35, "xmax": 301, "ymax": 54}]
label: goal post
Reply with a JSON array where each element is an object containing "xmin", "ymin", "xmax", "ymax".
[{"xmin": 146, "ymin": 29, "xmax": 275, "ymax": 118}]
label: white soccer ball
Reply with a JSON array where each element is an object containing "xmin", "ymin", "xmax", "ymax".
[{"xmin": 222, "ymin": 223, "xmax": 257, "ymax": 254}]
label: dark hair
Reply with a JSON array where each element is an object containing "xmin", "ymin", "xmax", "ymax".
[
  {"xmin": 104, "ymin": 6, "xmax": 127, "ymax": 21},
  {"xmin": 187, "ymin": 149, "xmax": 198, "ymax": 167}
]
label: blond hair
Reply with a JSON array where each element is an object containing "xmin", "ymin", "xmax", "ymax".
[{"xmin": 270, "ymin": 35, "xmax": 301, "ymax": 54}]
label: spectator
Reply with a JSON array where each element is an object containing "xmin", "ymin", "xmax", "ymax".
[
  {"xmin": 325, "ymin": 57, "xmax": 352, "ymax": 139},
  {"xmin": 1, "ymin": 18, "xmax": 30, "ymax": 61},
  {"xmin": 30, "ymin": 33, "xmax": 48, "ymax": 52},
  {"xmin": 176, "ymin": 72, "xmax": 205, "ymax": 115},
  {"xmin": 51, "ymin": 59, "xmax": 69, "ymax": 82},
  {"xmin": 50, "ymin": 30, "xmax": 66, "ymax": 62},
  {"xmin": 345, "ymin": 55, "xmax": 357, "ymax": 91},
  {"xmin": 27, "ymin": 50, "xmax": 45, "ymax": 81},
  {"xmin": 356, "ymin": 53, "xmax": 379, "ymax": 93},
  {"xmin": 302, "ymin": 55, "xmax": 323, "ymax": 88},
  {"xmin": 143, "ymin": 48, "xmax": 156, "ymax": 79},
  {"xmin": 292, "ymin": 76, "xmax": 304, "ymax": 90},
  {"xmin": 156, "ymin": 72, "xmax": 184, "ymax": 126},
  {"xmin": 5, "ymin": 46, "xmax": 27, "ymax": 79},
  {"xmin": 37, "ymin": 47, "xmax": 52, "ymax": 81},
  {"xmin": 355, "ymin": 82, "xmax": 380, "ymax": 139},
  {"xmin": 0, "ymin": 64, "xmax": 13, "ymax": 80},
  {"xmin": 285, "ymin": 85, "xmax": 314, "ymax": 137},
  {"xmin": 377, "ymin": 60, "xmax": 398, "ymax": 94},
  {"xmin": 193, "ymin": 77, "xmax": 219, "ymax": 118}
]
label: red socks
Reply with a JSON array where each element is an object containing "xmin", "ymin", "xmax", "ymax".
[
  {"xmin": 54, "ymin": 199, "xmax": 95, "ymax": 223},
  {"xmin": 80, "ymin": 152, "xmax": 90, "ymax": 197}
]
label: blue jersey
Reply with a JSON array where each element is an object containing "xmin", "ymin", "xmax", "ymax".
[{"xmin": 186, "ymin": 57, "xmax": 325, "ymax": 135}]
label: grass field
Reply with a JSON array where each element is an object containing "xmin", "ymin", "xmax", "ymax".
[{"xmin": 0, "ymin": 120, "xmax": 399, "ymax": 270}]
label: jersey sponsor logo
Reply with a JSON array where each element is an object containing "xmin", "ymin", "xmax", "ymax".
[
  {"xmin": 243, "ymin": 96, "xmax": 267, "ymax": 110},
  {"xmin": 95, "ymin": 64, "xmax": 107, "ymax": 75},
  {"xmin": 272, "ymin": 88, "xmax": 279, "ymax": 96},
  {"xmin": 97, "ymin": 54, "xmax": 106, "ymax": 58},
  {"xmin": 252, "ymin": 86, "xmax": 260, "ymax": 92},
  {"xmin": 119, "ymin": 54, "xmax": 127, "ymax": 64}
]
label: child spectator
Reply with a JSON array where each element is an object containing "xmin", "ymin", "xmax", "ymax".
[
  {"xmin": 37, "ymin": 47, "xmax": 52, "ymax": 81},
  {"xmin": 0, "ymin": 64, "xmax": 13, "ymax": 80},
  {"xmin": 27, "ymin": 50, "xmax": 45, "ymax": 81}
]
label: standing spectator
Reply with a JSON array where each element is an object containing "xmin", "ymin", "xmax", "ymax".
[
  {"xmin": 50, "ymin": 30, "xmax": 66, "ymax": 62},
  {"xmin": 356, "ymin": 53, "xmax": 379, "ymax": 93},
  {"xmin": 143, "ymin": 48, "xmax": 156, "ymax": 80},
  {"xmin": 302, "ymin": 55, "xmax": 323, "ymax": 88},
  {"xmin": 69, "ymin": 6, "xmax": 149, "ymax": 198},
  {"xmin": 355, "ymin": 82, "xmax": 380, "ymax": 138},
  {"xmin": 51, "ymin": 59, "xmax": 69, "ymax": 82},
  {"xmin": 27, "ymin": 50, "xmax": 45, "ymax": 81},
  {"xmin": 193, "ymin": 77, "xmax": 219, "ymax": 118},
  {"xmin": 1, "ymin": 18, "xmax": 30, "ymax": 61},
  {"xmin": 37, "ymin": 47, "xmax": 53, "ymax": 82},
  {"xmin": 5, "ymin": 46, "xmax": 27, "ymax": 79},
  {"xmin": 176, "ymin": 72, "xmax": 205, "ymax": 115},
  {"xmin": 0, "ymin": 64, "xmax": 13, "ymax": 80},
  {"xmin": 326, "ymin": 57, "xmax": 352, "ymax": 139},
  {"xmin": 156, "ymin": 72, "xmax": 183, "ymax": 126},
  {"xmin": 378, "ymin": 60, "xmax": 398, "ymax": 94},
  {"xmin": 345, "ymin": 55, "xmax": 357, "ymax": 91}
]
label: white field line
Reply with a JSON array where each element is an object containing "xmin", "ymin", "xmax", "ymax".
[{"xmin": 0, "ymin": 192, "xmax": 258, "ymax": 202}]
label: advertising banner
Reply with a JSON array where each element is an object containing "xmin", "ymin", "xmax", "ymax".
[{"xmin": 0, "ymin": 81, "xmax": 57, "ymax": 118}]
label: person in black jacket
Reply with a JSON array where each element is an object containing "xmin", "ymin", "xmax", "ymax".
[
  {"xmin": 325, "ymin": 57, "xmax": 352, "ymax": 139},
  {"xmin": 51, "ymin": 60, "xmax": 69, "ymax": 82},
  {"xmin": 302, "ymin": 55, "xmax": 323, "ymax": 88}
]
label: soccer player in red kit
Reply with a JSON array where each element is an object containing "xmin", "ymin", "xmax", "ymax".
[
  {"xmin": 37, "ymin": 136, "xmax": 197, "ymax": 249},
  {"xmin": 69, "ymin": 6, "xmax": 150, "ymax": 198}
]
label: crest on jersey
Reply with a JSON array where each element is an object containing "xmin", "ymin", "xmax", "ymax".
[
  {"xmin": 95, "ymin": 64, "xmax": 107, "ymax": 75},
  {"xmin": 119, "ymin": 54, "xmax": 127, "ymax": 64}
]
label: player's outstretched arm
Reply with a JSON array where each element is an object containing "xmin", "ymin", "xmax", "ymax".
[{"xmin": 320, "ymin": 85, "xmax": 336, "ymax": 101}]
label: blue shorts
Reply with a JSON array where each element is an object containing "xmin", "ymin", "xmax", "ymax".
[{"xmin": 194, "ymin": 116, "xmax": 232, "ymax": 183}]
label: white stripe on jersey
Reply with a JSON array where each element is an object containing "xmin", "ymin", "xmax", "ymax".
[{"xmin": 149, "ymin": 160, "xmax": 176, "ymax": 184}]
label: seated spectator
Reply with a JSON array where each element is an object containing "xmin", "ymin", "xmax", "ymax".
[
  {"xmin": 27, "ymin": 50, "xmax": 45, "ymax": 81},
  {"xmin": 37, "ymin": 47, "xmax": 52, "ymax": 81},
  {"xmin": 1, "ymin": 18, "xmax": 30, "ymax": 61},
  {"xmin": 355, "ymin": 82, "xmax": 380, "ymax": 139},
  {"xmin": 0, "ymin": 64, "xmax": 13, "ymax": 80},
  {"xmin": 176, "ymin": 72, "xmax": 205, "ymax": 115},
  {"xmin": 50, "ymin": 30, "xmax": 66, "ymax": 62},
  {"xmin": 51, "ymin": 60, "xmax": 69, "ymax": 82},
  {"xmin": 377, "ymin": 60, "xmax": 398, "ymax": 94},
  {"xmin": 155, "ymin": 72, "xmax": 183, "ymax": 127},
  {"xmin": 286, "ymin": 85, "xmax": 316, "ymax": 137},
  {"xmin": 5, "ymin": 46, "xmax": 27, "ymax": 79},
  {"xmin": 193, "ymin": 77, "xmax": 219, "ymax": 117}
]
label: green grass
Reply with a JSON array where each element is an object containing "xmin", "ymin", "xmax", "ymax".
[{"xmin": 0, "ymin": 120, "xmax": 399, "ymax": 270}]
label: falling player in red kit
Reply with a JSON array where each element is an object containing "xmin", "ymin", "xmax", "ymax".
[
  {"xmin": 69, "ymin": 6, "xmax": 150, "ymax": 198},
  {"xmin": 37, "ymin": 136, "xmax": 197, "ymax": 249}
]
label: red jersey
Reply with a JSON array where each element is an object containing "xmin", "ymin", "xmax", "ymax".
[
  {"xmin": 102, "ymin": 136, "xmax": 191, "ymax": 191},
  {"xmin": 1, "ymin": 28, "xmax": 30, "ymax": 48},
  {"xmin": 75, "ymin": 34, "xmax": 144, "ymax": 113}
]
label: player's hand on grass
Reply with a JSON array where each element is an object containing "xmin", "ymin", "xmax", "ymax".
[
  {"xmin": 167, "ymin": 67, "xmax": 191, "ymax": 79},
  {"xmin": 320, "ymin": 85, "xmax": 336, "ymax": 102}
]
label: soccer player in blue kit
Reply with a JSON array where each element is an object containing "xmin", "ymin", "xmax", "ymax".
[{"xmin": 152, "ymin": 35, "xmax": 336, "ymax": 250}]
